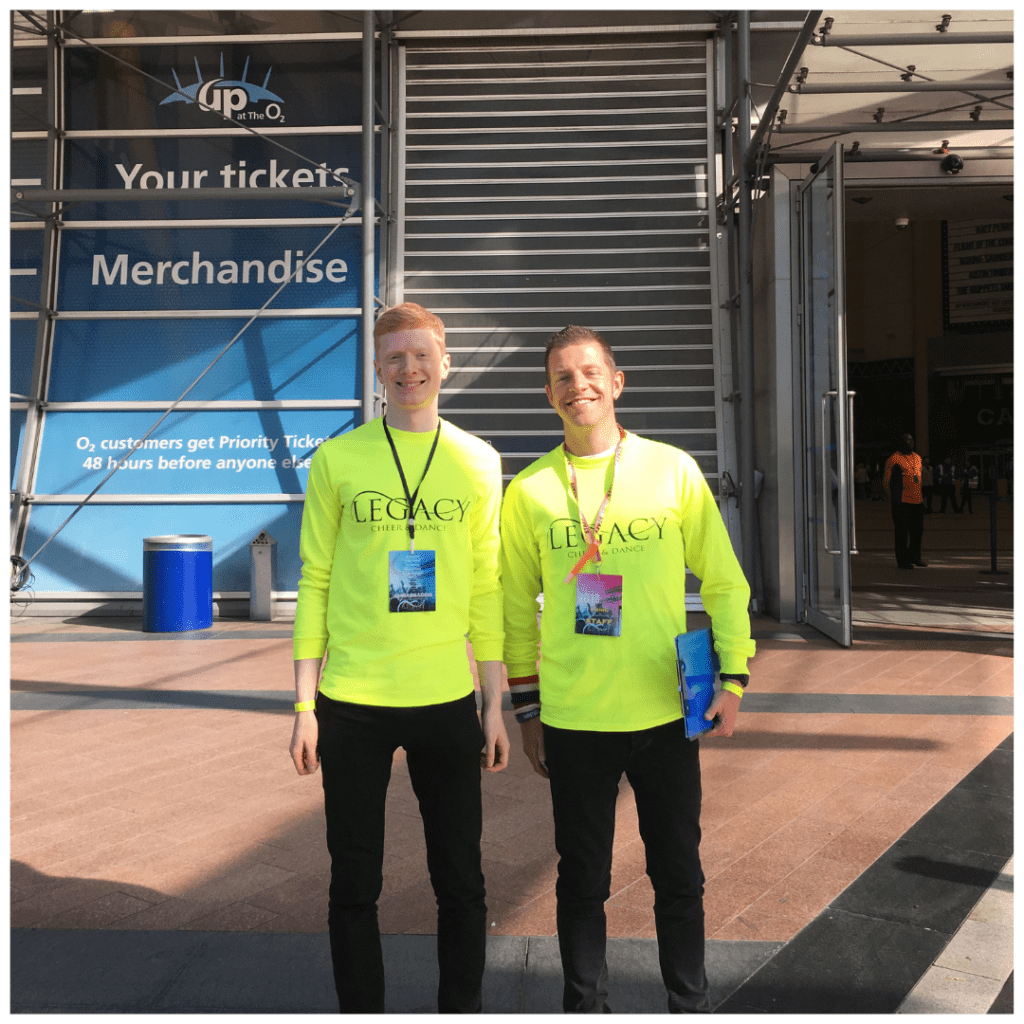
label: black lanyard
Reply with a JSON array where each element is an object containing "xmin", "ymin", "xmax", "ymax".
[{"xmin": 382, "ymin": 418, "xmax": 442, "ymax": 552}]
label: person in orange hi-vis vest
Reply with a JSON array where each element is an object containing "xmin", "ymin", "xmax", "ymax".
[{"xmin": 884, "ymin": 432, "xmax": 927, "ymax": 570}]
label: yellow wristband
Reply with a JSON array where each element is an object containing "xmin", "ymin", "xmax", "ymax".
[
  {"xmin": 294, "ymin": 700, "xmax": 316, "ymax": 713},
  {"xmin": 721, "ymin": 681, "xmax": 745, "ymax": 699}
]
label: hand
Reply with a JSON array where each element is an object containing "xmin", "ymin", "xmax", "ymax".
[
  {"xmin": 480, "ymin": 704, "xmax": 510, "ymax": 773},
  {"xmin": 519, "ymin": 716, "xmax": 548, "ymax": 778},
  {"xmin": 290, "ymin": 712, "xmax": 320, "ymax": 775},
  {"xmin": 704, "ymin": 689, "xmax": 742, "ymax": 738}
]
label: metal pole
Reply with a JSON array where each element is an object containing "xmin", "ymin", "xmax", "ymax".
[
  {"xmin": 775, "ymin": 120, "xmax": 1014, "ymax": 133},
  {"xmin": 362, "ymin": 11, "xmax": 377, "ymax": 425},
  {"xmin": 720, "ymin": 16, "xmax": 732, "ymax": 224},
  {"xmin": 980, "ymin": 493, "xmax": 1008, "ymax": 575},
  {"xmin": 737, "ymin": 10, "xmax": 756, "ymax": 596},
  {"xmin": 13, "ymin": 186, "xmax": 360, "ymax": 204},
  {"xmin": 13, "ymin": 12, "xmax": 62, "ymax": 557},
  {"xmin": 744, "ymin": 10, "xmax": 821, "ymax": 176},
  {"xmin": 394, "ymin": 44, "xmax": 407, "ymax": 307},
  {"xmin": 791, "ymin": 80, "xmax": 1013, "ymax": 94},
  {"xmin": 815, "ymin": 32, "xmax": 1013, "ymax": 47},
  {"xmin": 767, "ymin": 147, "xmax": 1013, "ymax": 164}
]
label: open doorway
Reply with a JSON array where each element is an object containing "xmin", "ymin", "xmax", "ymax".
[{"xmin": 843, "ymin": 183, "xmax": 1013, "ymax": 634}]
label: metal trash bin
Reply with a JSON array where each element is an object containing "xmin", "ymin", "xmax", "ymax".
[
  {"xmin": 143, "ymin": 534, "xmax": 213, "ymax": 632},
  {"xmin": 250, "ymin": 529, "xmax": 277, "ymax": 621}
]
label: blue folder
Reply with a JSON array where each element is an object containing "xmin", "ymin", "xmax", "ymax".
[{"xmin": 675, "ymin": 628, "xmax": 720, "ymax": 740}]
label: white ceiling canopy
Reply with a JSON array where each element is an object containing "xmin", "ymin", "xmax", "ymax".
[{"xmin": 750, "ymin": 10, "xmax": 1013, "ymax": 172}]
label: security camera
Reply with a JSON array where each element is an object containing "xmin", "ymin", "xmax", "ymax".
[
  {"xmin": 940, "ymin": 153, "xmax": 964, "ymax": 175},
  {"xmin": 895, "ymin": 217, "xmax": 909, "ymax": 230}
]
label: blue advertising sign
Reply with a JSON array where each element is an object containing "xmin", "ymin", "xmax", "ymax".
[
  {"xmin": 57, "ymin": 226, "xmax": 361, "ymax": 313},
  {"xmin": 11, "ymin": 320, "xmax": 37, "ymax": 397},
  {"xmin": 10, "ymin": 231, "xmax": 43, "ymax": 314},
  {"xmin": 22, "ymin": 502, "xmax": 308, "ymax": 594},
  {"xmin": 11, "ymin": 411, "xmax": 27, "ymax": 490},
  {"xmin": 47, "ymin": 318, "xmax": 361, "ymax": 403},
  {"xmin": 13, "ymin": 33, "xmax": 379, "ymax": 603},
  {"xmin": 62, "ymin": 134, "xmax": 372, "ymax": 221},
  {"xmin": 65, "ymin": 42, "xmax": 366, "ymax": 132},
  {"xmin": 34, "ymin": 409, "xmax": 356, "ymax": 497}
]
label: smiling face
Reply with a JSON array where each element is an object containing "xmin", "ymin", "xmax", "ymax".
[
  {"xmin": 374, "ymin": 328, "xmax": 451, "ymax": 414},
  {"xmin": 545, "ymin": 341, "xmax": 624, "ymax": 436}
]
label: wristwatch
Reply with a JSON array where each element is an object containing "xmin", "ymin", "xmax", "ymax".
[{"xmin": 719, "ymin": 673, "xmax": 749, "ymax": 689}]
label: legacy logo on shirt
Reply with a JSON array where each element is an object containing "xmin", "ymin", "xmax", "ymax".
[
  {"xmin": 350, "ymin": 490, "xmax": 472, "ymax": 525},
  {"xmin": 547, "ymin": 515, "xmax": 669, "ymax": 554}
]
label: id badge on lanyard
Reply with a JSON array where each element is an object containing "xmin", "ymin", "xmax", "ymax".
[
  {"xmin": 389, "ymin": 550, "xmax": 437, "ymax": 613},
  {"xmin": 574, "ymin": 572, "xmax": 623, "ymax": 636},
  {"xmin": 564, "ymin": 429, "xmax": 626, "ymax": 637},
  {"xmin": 383, "ymin": 419, "xmax": 441, "ymax": 613}
]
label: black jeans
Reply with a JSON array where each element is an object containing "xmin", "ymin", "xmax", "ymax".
[
  {"xmin": 316, "ymin": 691, "xmax": 487, "ymax": 1013},
  {"xmin": 544, "ymin": 718, "xmax": 709, "ymax": 1013},
  {"xmin": 891, "ymin": 501, "xmax": 924, "ymax": 567}
]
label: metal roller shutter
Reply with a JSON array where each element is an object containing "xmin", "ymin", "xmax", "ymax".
[{"xmin": 401, "ymin": 36, "xmax": 722, "ymax": 492}]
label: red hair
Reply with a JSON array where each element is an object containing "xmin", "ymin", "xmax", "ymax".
[{"xmin": 373, "ymin": 302, "xmax": 446, "ymax": 355}]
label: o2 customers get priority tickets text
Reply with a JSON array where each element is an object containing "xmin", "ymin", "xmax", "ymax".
[{"xmin": 75, "ymin": 433, "xmax": 326, "ymax": 474}]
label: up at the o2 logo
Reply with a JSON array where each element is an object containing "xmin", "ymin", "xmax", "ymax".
[{"xmin": 161, "ymin": 53, "xmax": 285, "ymax": 123}]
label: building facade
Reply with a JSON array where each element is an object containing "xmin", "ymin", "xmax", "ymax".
[{"xmin": 10, "ymin": 10, "xmax": 1013, "ymax": 644}]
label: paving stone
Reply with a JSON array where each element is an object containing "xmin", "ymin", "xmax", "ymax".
[
  {"xmin": 897, "ymin": 966, "xmax": 1008, "ymax": 1014},
  {"xmin": 935, "ymin": 918, "xmax": 1014, "ymax": 979}
]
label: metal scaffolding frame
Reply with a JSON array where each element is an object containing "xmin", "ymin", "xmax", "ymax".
[
  {"xmin": 12, "ymin": 10, "xmax": 1011, "ymax": 607},
  {"xmin": 10, "ymin": 12, "xmax": 383, "ymax": 571}
]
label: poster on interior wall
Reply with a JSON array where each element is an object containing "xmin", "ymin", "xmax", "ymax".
[{"xmin": 941, "ymin": 219, "xmax": 1013, "ymax": 331}]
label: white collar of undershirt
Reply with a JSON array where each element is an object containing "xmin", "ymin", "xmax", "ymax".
[{"xmin": 576, "ymin": 444, "xmax": 617, "ymax": 460}]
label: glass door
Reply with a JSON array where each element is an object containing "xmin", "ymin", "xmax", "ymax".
[{"xmin": 798, "ymin": 143, "xmax": 855, "ymax": 646}]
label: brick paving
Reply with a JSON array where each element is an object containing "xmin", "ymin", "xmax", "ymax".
[
  {"xmin": 11, "ymin": 617, "xmax": 1012, "ymax": 945},
  {"xmin": 10, "ymin": 496, "xmax": 1013, "ymax": 947}
]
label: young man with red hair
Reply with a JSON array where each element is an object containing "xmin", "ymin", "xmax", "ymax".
[
  {"xmin": 290, "ymin": 302, "xmax": 509, "ymax": 1012},
  {"xmin": 500, "ymin": 325, "xmax": 755, "ymax": 1013}
]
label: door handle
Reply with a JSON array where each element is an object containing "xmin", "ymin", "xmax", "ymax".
[
  {"xmin": 821, "ymin": 389, "xmax": 857, "ymax": 556},
  {"xmin": 821, "ymin": 390, "xmax": 840, "ymax": 555},
  {"xmin": 847, "ymin": 390, "xmax": 858, "ymax": 555}
]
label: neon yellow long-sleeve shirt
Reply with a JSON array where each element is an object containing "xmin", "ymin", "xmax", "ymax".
[
  {"xmin": 294, "ymin": 417, "xmax": 503, "ymax": 706},
  {"xmin": 500, "ymin": 432, "xmax": 755, "ymax": 732}
]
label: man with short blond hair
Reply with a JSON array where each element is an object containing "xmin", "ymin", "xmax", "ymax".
[
  {"xmin": 501, "ymin": 325, "xmax": 755, "ymax": 1013},
  {"xmin": 290, "ymin": 302, "xmax": 509, "ymax": 1012}
]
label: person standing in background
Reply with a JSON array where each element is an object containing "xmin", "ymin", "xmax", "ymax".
[
  {"xmin": 935, "ymin": 456, "xmax": 955, "ymax": 513},
  {"xmin": 962, "ymin": 460, "xmax": 979, "ymax": 513},
  {"xmin": 885, "ymin": 433, "xmax": 926, "ymax": 570},
  {"xmin": 921, "ymin": 457, "xmax": 934, "ymax": 513},
  {"xmin": 870, "ymin": 458, "xmax": 885, "ymax": 501},
  {"xmin": 855, "ymin": 462, "xmax": 869, "ymax": 501}
]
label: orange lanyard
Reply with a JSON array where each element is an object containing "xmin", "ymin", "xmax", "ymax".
[{"xmin": 562, "ymin": 428, "xmax": 626, "ymax": 585}]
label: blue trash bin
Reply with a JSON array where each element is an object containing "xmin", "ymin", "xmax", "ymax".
[{"xmin": 143, "ymin": 535, "xmax": 213, "ymax": 632}]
